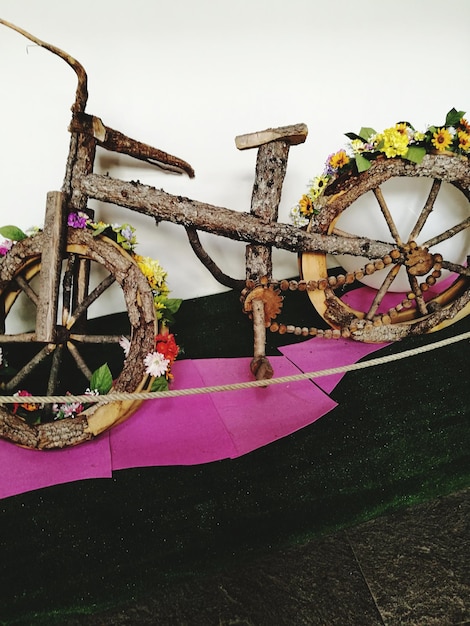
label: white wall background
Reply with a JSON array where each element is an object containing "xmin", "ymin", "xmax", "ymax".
[{"xmin": 1, "ymin": 0, "xmax": 470, "ymax": 309}]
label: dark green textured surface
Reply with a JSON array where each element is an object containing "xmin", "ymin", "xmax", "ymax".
[{"xmin": 0, "ymin": 287, "xmax": 469, "ymax": 624}]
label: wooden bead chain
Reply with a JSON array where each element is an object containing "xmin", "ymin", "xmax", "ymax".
[{"xmin": 245, "ymin": 250, "xmax": 445, "ymax": 340}]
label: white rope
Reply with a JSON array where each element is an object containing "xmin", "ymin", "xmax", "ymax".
[{"xmin": 1, "ymin": 330, "xmax": 469, "ymax": 405}]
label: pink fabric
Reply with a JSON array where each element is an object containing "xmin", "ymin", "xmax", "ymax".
[{"xmin": 190, "ymin": 356, "xmax": 336, "ymax": 456}]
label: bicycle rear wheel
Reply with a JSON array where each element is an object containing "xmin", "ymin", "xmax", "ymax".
[{"xmin": 301, "ymin": 153, "xmax": 470, "ymax": 341}]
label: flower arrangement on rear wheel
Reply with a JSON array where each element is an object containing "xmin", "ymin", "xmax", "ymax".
[
  {"xmin": 0, "ymin": 214, "xmax": 182, "ymax": 428},
  {"xmin": 291, "ymin": 107, "xmax": 470, "ymax": 227}
]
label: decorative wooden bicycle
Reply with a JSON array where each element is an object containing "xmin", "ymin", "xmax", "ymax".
[{"xmin": 1, "ymin": 19, "xmax": 469, "ymax": 449}]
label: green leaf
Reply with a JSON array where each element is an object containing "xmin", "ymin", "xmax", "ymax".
[
  {"xmin": 91, "ymin": 224, "xmax": 109, "ymax": 237},
  {"xmin": 445, "ymin": 108, "xmax": 465, "ymax": 127},
  {"xmin": 150, "ymin": 376, "xmax": 169, "ymax": 392},
  {"xmin": 0, "ymin": 225, "xmax": 27, "ymax": 241},
  {"xmin": 404, "ymin": 146, "xmax": 426, "ymax": 164},
  {"xmin": 89, "ymin": 363, "xmax": 113, "ymax": 395},
  {"xmin": 355, "ymin": 154, "xmax": 372, "ymax": 173},
  {"xmin": 164, "ymin": 298, "xmax": 182, "ymax": 315},
  {"xmin": 358, "ymin": 127, "xmax": 376, "ymax": 141}
]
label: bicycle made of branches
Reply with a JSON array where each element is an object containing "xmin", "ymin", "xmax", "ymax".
[{"xmin": 1, "ymin": 19, "xmax": 469, "ymax": 449}]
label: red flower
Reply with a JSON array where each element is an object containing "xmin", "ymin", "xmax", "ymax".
[
  {"xmin": 12, "ymin": 390, "xmax": 40, "ymax": 414},
  {"xmin": 155, "ymin": 333, "xmax": 179, "ymax": 363}
]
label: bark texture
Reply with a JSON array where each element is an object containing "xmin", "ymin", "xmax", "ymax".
[
  {"xmin": 0, "ymin": 230, "xmax": 156, "ymax": 449},
  {"xmin": 80, "ymin": 174, "xmax": 396, "ymax": 258},
  {"xmin": 311, "ymin": 154, "xmax": 470, "ymax": 235}
]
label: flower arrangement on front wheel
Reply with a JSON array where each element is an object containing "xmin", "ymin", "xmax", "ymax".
[{"xmin": 0, "ymin": 216, "xmax": 182, "ymax": 449}]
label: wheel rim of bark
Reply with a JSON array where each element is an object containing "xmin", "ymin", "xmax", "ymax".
[
  {"xmin": 0, "ymin": 228, "xmax": 156, "ymax": 449},
  {"xmin": 301, "ymin": 153, "xmax": 470, "ymax": 337}
]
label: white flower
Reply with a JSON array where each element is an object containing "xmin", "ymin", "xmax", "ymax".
[
  {"xmin": 0, "ymin": 348, "xmax": 3, "ymax": 367},
  {"xmin": 119, "ymin": 336, "xmax": 131, "ymax": 357},
  {"xmin": 144, "ymin": 351, "xmax": 170, "ymax": 378}
]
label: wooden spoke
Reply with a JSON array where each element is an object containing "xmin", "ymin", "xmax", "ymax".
[
  {"xmin": 421, "ymin": 215, "xmax": 470, "ymax": 249},
  {"xmin": 14, "ymin": 275, "xmax": 39, "ymax": 306},
  {"xmin": 66, "ymin": 341, "xmax": 93, "ymax": 381},
  {"xmin": 47, "ymin": 344, "xmax": 63, "ymax": 396},
  {"xmin": 365, "ymin": 264, "xmax": 401, "ymax": 320},
  {"xmin": 407, "ymin": 274, "xmax": 428, "ymax": 315},
  {"xmin": 69, "ymin": 333, "xmax": 124, "ymax": 344},
  {"xmin": 3, "ymin": 343, "xmax": 56, "ymax": 391},
  {"xmin": 440, "ymin": 260, "xmax": 470, "ymax": 276},
  {"xmin": 72, "ymin": 257, "xmax": 91, "ymax": 333},
  {"xmin": 62, "ymin": 253, "xmax": 76, "ymax": 325},
  {"xmin": 66, "ymin": 272, "xmax": 116, "ymax": 328},
  {"xmin": 372, "ymin": 187, "xmax": 403, "ymax": 245},
  {"xmin": 0, "ymin": 332, "xmax": 36, "ymax": 343},
  {"xmin": 331, "ymin": 227, "xmax": 367, "ymax": 240},
  {"xmin": 408, "ymin": 179, "xmax": 441, "ymax": 241}
]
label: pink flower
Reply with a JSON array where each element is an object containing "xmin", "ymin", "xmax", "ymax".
[
  {"xmin": 0, "ymin": 239, "xmax": 13, "ymax": 256},
  {"xmin": 67, "ymin": 212, "xmax": 88, "ymax": 229}
]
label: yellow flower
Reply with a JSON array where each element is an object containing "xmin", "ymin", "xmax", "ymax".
[
  {"xmin": 395, "ymin": 122, "xmax": 408, "ymax": 136},
  {"xmin": 135, "ymin": 254, "xmax": 168, "ymax": 292},
  {"xmin": 328, "ymin": 150, "xmax": 350, "ymax": 170},
  {"xmin": 458, "ymin": 130, "xmax": 470, "ymax": 152},
  {"xmin": 298, "ymin": 194, "xmax": 315, "ymax": 217},
  {"xmin": 413, "ymin": 130, "xmax": 425, "ymax": 142},
  {"xmin": 431, "ymin": 127, "xmax": 453, "ymax": 152},
  {"xmin": 377, "ymin": 126, "xmax": 409, "ymax": 158},
  {"xmin": 350, "ymin": 139, "xmax": 366, "ymax": 154},
  {"xmin": 309, "ymin": 175, "xmax": 329, "ymax": 198}
]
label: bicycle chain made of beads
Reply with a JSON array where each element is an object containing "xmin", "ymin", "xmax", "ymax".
[{"xmin": 241, "ymin": 245, "xmax": 444, "ymax": 340}]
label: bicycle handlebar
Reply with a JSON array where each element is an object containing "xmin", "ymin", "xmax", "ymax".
[
  {"xmin": 1, "ymin": 18, "xmax": 195, "ymax": 178},
  {"xmin": 0, "ymin": 18, "xmax": 88, "ymax": 114}
]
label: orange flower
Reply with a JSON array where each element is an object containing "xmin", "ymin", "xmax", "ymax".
[
  {"xmin": 459, "ymin": 117, "xmax": 470, "ymax": 134},
  {"xmin": 298, "ymin": 194, "xmax": 315, "ymax": 217},
  {"xmin": 12, "ymin": 390, "xmax": 41, "ymax": 414},
  {"xmin": 328, "ymin": 150, "xmax": 350, "ymax": 170}
]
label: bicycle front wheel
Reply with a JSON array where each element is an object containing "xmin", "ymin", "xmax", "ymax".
[{"xmin": 0, "ymin": 228, "xmax": 157, "ymax": 448}]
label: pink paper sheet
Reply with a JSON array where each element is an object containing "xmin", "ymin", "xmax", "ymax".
[
  {"xmin": 191, "ymin": 356, "xmax": 336, "ymax": 456},
  {"xmin": 111, "ymin": 357, "xmax": 336, "ymax": 467},
  {"xmin": 110, "ymin": 360, "xmax": 239, "ymax": 469},
  {"xmin": 0, "ymin": 322, "xmax": 389, "ymax": 499},
  {"xmin": 280, "ymin": 337, "xmax": 389, "ymax": 394},
  {"xmin": 0, "ymin": 433, "xmax": 112, "ymax": 500}
]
